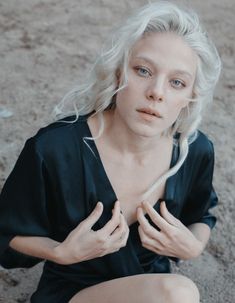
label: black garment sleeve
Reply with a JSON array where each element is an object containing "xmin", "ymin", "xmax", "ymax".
[
  {"xmin": 0, "ymin": 138, "xmax": 52, "ymax": 268},
  {"xmin": 179, "ymin": 140, "xmax": 218, "ymax": 229}
]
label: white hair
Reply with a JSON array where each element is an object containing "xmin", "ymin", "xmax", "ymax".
[{"xmin": 53, "ymin": 1, "xmax": 221, "ymax": 200}]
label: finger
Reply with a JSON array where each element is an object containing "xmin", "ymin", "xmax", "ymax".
[
  {"xmin": 121, "ymin": 225, "xmax": 130, "ymax": 245},
  {"xmin": 137, "ymin": 207, "xmax": 160, "ymax": 238},
  {"xmin": 99, "ymin": 200, "xmax": 121, "ymax": 236},
  {"xmin": 142, "ymin": 201, "xmax": 169, "ymax": 231},
  {"xmin": 119, "ymin": 215, "xmax": 130, "ymax": 244},
  {"xmin": 79, "ymin": 202, "xmax": 103, "ymax": 230},
  {"xmin": 138, "ymin": 225, "xmax": 163, "ymax": 251},
  {"xmin": 160, "ymin": 201, "xmax": 180, "ymax": 226},
  {"xmin": 111, "ymin": 214, "xmax": 128, "ymax": 242},
  {"xmin": 142, "ymin": 242, "xmax": 165, "ymax": 256},
  {"xmin": 138, "ymin": 224, "xmax": 149, "ymax": 242}
]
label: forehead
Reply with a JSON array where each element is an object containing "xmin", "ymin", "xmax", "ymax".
[{"xmin": 130, "ymin": 32, "xmax": 198, "ymax": 76}]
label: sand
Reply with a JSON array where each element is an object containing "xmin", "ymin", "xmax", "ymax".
[{"xmin": 0, "ymin": 0, "xmax": 234, "ymax": 302}]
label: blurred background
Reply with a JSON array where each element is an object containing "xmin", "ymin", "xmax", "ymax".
[{"xmin": 0, "ymin": 1, "xmax": 234, "ymax": 302}]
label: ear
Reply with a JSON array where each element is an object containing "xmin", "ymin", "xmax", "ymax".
[
  {"xmin": 181, "ymin": 97, "xmax": 191, "ymax": 109},
  {"xmin": 182, "ymin": 90, "xmax": 197, "ymax": 108},
  {"xmin": 189, "ymin": 91, "xmax": 197, "ymax": 103},
  {"xmin": 115, "ymin": 68, "xmax": 121, "ymax": 87}
]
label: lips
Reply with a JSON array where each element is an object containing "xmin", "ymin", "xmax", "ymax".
[{"xmin": 136, "ymin": 107, "xmax": 162, "ymax": 118}]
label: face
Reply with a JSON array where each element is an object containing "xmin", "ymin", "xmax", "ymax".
[{"xmin": 114, "ymin": 32, "xmax": 198, "ymax": 138}]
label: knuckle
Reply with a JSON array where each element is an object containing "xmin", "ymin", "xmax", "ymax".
[
  {"xmin": 109, "ymin": 245, "xmax": 118, "ymax": 253},
  {"xmin": 120, "ymin": 237, "xmax": 126, "ymax": 245},
  {"xmin": 74, "ymin": 225, "xmax": 84, "ymax": 235},
  {"xmin": 140, "ymin": 235, "xmax": 146, "ymax": 243},
  {"xmin": 102, "ymin": 243, "xmax": 108, "ymax": 251},
  {"xmin": 119, "ymin": 227, "xmax": 126, "ymax": 236},
  {"xmin": 143, "ymin": 225, "xmax": 152, "ymax": 234},
  {"xmin": 77, "ymin": 220, "xmax": 85, "ymax": 228},
  {"xmin": 114, "ymin": 247, "xmax": 121, "ymax": 253},
  {"xmin": 175, "ymin": 218, "xmax": 181, "ymax": 226},
  {"xmin": 99, "ymin": 250, "xmax": 106, "ymax": 257},
  {"xmin": 142, "ymin": 238, "xmax": 149, "ymax": 246},
  {"xmin": 121, "ymin": 241, "xmax": 127, "ymax": 248},
  {"xmin": 116, "ymin": 224, "xmax": 123, "ymax": 232},
  {"xmin": 113, "ymin": 215, "xmax": 120, "ymax": 226},
  {"xmin": 112, "ymin": 247, "xmax": 120, "ymax": 253},
  {"xmin": 167, "ymin": 229, "xmax": 178, "ymax": 239},
  {"xmin": 96, "ymin": 233, "xmax": 106, "ymax": 244}
]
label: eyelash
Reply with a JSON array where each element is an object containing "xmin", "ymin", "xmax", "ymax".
[
  {"xmin": 134, "ymin": 66, "xmax": 152, "ymax": 77},
  {"xmin": 134, "ymin": 66, "xmax": 186, "ymax": 88},
  {"xmin": 170, "ymin": 79, "xmax": 186, "ymax": 89}
]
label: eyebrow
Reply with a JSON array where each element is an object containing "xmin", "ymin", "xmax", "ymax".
[{"xmin": 133, "ymin": 56, "xmax": 194, "ymax": 80}]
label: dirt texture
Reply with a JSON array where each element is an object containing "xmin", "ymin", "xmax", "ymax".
[{"xmin": 0, "ymin": 1, "xmax": 234, "ymax": 302}]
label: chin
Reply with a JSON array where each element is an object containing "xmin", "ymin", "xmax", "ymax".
[{"xmin": 130, "ymin": 125, "xmax": 162, "ymax": 138}]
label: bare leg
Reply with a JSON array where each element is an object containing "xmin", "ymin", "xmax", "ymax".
[{"xmin": 69, "ymin": 273, "xmax": 200, "ymax": 303}]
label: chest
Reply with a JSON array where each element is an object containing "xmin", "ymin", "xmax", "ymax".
[
  {"xmin": 86, "ymin": 114, "xmax": 174, "ymax": 226},
  {"xmin": 100, "ymin": 155, "xmax": 170, "ymax": 225}
]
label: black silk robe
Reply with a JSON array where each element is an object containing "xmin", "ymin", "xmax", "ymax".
[{"xmin": 0, "ymin": 114, "xmax": 217, "ymax": 302}]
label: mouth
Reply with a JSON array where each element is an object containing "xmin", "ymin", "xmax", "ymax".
[{"xmin": 136, "ymin": 108, "xmax": 162, "ymax": 118}]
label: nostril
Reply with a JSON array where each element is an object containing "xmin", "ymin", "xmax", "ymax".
[
  {"xmin": 156, "ymin": 95, "xmax": 164, "ymax": 102},
  {"xmin": 146, "ymin": 91, "xmax": 164, "ymax": 102}
]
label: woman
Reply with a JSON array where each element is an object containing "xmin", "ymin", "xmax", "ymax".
[{"xmin": 0, "ymin": 1, "xmax": 221, "ymax": 302}]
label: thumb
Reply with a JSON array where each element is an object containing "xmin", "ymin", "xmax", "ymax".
[{"xmin": 80, "ymin": 202, "xmax": 104, "ymax": 230}]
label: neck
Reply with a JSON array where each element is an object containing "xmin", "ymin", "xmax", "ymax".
[{"xmin": 102, "ymin": 109, "xmax": 172, "ymax": 164}]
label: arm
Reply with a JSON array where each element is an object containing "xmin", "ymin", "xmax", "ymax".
[
  {"xmin": 137, "ymin": 201, "xmax": 211, "ymax": 260},
  {"xmin": 188, "ymin": 222, "xmax": 211, "ymax": 252},
  {"xmin": 9, "ymin": 201, "xmax": 129, "ymax": 265},
  {"xmin": 9, "ymin": 236, "xmax": 61, "ymax": 263},
  {"xmin": 137, "ymin": 136, "xmax": 217, "ymax": 260}
]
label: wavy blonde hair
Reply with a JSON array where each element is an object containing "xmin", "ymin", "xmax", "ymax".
[{"xmin": 54, "ymin": 1, "xmax": 221, "ymax": 200}]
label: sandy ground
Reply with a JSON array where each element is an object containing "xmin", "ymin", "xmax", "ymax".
[{"xmin": 0, "ymin": 0, "xmax": 234, "ymax": 302}]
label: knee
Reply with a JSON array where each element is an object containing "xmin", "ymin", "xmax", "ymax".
[{"xmin": 161, "ymin": 274, "xmax": 200, "ymax": 303}]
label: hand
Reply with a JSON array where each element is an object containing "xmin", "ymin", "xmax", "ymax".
[
  {"xmin": 137, "ymin": 201, "xmax": 204, "ymax": 260},
  {"xmin": 54, "ymin": 200, "xmax": 129, "ymax": 265}
]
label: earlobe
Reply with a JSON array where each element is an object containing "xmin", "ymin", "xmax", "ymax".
[
  {"xmin": 189, "ymin": 91, "xmax": 197, "ymax": 103},
  {"xmin": 182, "ymin": 92, "xmax": 197, "ymax": 108},
  {"xmin": 116, "ymin": 69, "xmax": 121, "ymax": 87},
  {"xmin": 181, "ymin": 98, "xmax": 191, "ymax": 108}
]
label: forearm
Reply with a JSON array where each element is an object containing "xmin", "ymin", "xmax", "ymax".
[
  {"xmin": 9, "ymin": 236, "xmax": 62, "ymax": 263},
  {"xmin": 188, "ymin": 222, "xmax": 211, "ymax": 253}
]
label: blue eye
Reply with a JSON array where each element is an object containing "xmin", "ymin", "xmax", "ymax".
[
  {"xmin": 135, "ymin": 67, "xmax": 151, "ymax": 77},
  {"xmin": 171, "ymin": 79, "xmax": 185, "ymax": 88}
]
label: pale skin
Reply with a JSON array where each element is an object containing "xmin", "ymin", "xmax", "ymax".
[{"xmin": 9, "ymin": 32, "xmax": 211, "ymax": 302}]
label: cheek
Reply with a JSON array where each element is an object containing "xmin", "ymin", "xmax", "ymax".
[
  {"xmin": 115, "ymin": 90, "xmax": 131, "ymax": 114},
  {"xmin": 116, "ymin": 90, "xmax": 127, "ymax": 106},
  {"xmin": 167, "ymin": 100, "xmax": 188, "ymax": 122},
  {"xmin": 116, "ymin": 84, "xmax": 135, "ymax": 104},
  {"xmin": 173, "ymin": 95, "xmax": 190, "ymax": 111}
]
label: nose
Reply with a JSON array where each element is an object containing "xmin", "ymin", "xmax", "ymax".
[{"xmin": 146, "ymin": 78, "xmax": 165, "ymax": 102}]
